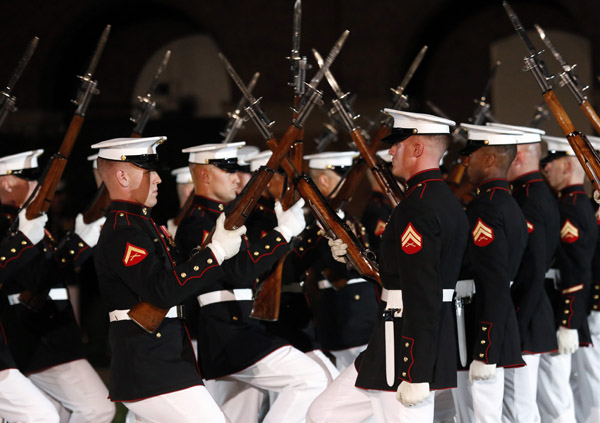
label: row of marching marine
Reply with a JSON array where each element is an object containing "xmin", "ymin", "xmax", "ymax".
[{"xmin": 1, "ymin": 107, "xmax": 600, "ymax": 423}]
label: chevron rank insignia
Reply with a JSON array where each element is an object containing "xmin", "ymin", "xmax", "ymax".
[
  {"xmin": 123, "ymin": 243, "xmax": 148, "ymax": 266},
  {"xmin": 401, "ymin": 222, "xmax": 422, "ymax": 254},
  {"xmin": 527, "ymin": 221, "xmax": 534, "ymax": 234},
  {"xmin": 560, "ymin": 219, "xmax": 579, "ymax": 243},
  {"xmin": 472, "ymin": 218, "xmax": 494, "ymax": 247},
  {"xmin": 374, "ymin": 219, "xmax": 387, "ymax": 236}
]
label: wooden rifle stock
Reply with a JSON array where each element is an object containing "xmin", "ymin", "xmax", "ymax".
[
  {"xmin": 368, "ymin": 124, "xmax": 390, "ymax": 155},
  {"xmin": 580, "ymin": 101, "xmax": 600, "ymax": 135},
  {"xmin": 25, "ymin": 115, "xmax": 84, "ymax": 220},
  {"xmin": 543, "ymin": 90, "xmax": 600, "ymax": 191},
  {"xmin": 128, "ymin": 124, "xmax": 303, "ymax": 333},
  {"xmin": 268, "ymin": 138, "xmax": 381, "ymax": 285}
]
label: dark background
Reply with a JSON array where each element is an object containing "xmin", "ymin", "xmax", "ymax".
[{"xmin": 1, "ymin": 0, "xmax": 599, "ymax": 228}]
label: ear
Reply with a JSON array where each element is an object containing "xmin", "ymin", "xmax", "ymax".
[
  {"xmin": 484, "ymin": 152, "xmax": 496, "ymax": 168},
  {"xmin": 413, "ymin": 141, "xmax": 424, "ymax": 158},
  {"xmin": 0, "ymin": 178, "xmax": 12, "ymax": 193},
  {"xmin": 318, "ymin": 173, "xmax": 330, "ymax": 190},
  {"xmin": 115, "ymin": 168, "xmax": 129, "ymax": 188}
]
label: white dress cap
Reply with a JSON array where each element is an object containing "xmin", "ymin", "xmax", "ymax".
[
  {"xmin": 91, "ymin": 136, "xmax": 166, "ymax": 161},
  {"xmin": 381, "ymin": 109, "xmax": 456, "ymax": 143},
  {"xmin": 87, "ymin": 153, "xmax": 99, "ymax": 170},
  {"xmin": 171, "ymin": 166, "xmax": 193, "ymax": 184},
  {"xmin": 486, "ymin": 122, "xmax": 545, "ymax": 144},
  {"xmin": 459, "ymin": 123, "xmax": 522, "ymax": 155},
  {"xmin": 304, "ymin": 151, "xmax": 358, "ymax": 172},
  {"xmin": 376, "ymin": 149, "xmax": 392, "ymax": 163},
  {"xmin": 542, "ymin": 135, "xmax": 575, "ymax": 156},
  {"xmin": 236, "ymin": 145, "xmax": 260, "ymax": 168},
  {"xmin": 249, "ymin": 150, "xmax": 273, "ymax": 172},
  {"xmin": 0, "ymin": 149, "xmax": 44, "ymax": 177},
  {"xmin": 182, "ymin": 141, "xmax": 245, "ymax": 165}
]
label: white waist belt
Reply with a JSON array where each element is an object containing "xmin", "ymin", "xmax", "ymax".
[
  {"xmin": 318, "ymin": 278, "xmax": 367, "ymax": 290},
  {"xmin": 455, "ymin": 279, "xmax": 513, "ymax": 298},
  {"xmin": 109, "ymin": 307, "xmax": 178, "ymax": 322},
  {"xmin": 8, "ymin": 287, "xmax": 69, "ymax": 306},
  {"xmin": 381, "ymin": 288, "xmax": 454, "ymax": 303},
  {"xmin": 197, "ymin": 289, "xmax": 253, "ymax": 307},
  {"xmin": 545, "ymin": 269, "xmax": 560, "ymax": 279}
]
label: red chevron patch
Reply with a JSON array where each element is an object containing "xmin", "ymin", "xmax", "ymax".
[
  {"xmin": 472, "ymin": 219, "xmax": 494, "ymax": 247},
  {"xmin": 123, "ymin": 243, "xmax": 148, "ymax": 267},
  {"xmin": 560, "ymin": 219, "xmax": 579, "ymax": 243},
  {"xmin": 527, "ymin": 221, "xmax": 534, "ymax": 234},
  {"xmin": 401, "ymin": 222, "xmax": 422, "ymax": 254}
]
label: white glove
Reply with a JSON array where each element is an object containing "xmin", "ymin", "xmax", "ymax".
[
  {"xmin": 74, "ymin": 213, "xmax": 106, "ymax": 248},
  {"xmin": 589, "ymin": 311, "xmax": 600, "ymax": 336},
  {"xmin": 396, "ymin": 381, "xmax": 430, "ymax": 407},
  {"xmin": 557, "ymin": 326, "xmax": 579, "ymax": 354},
  {"xmin": 469, "ymin": 360, "xmax": 496, "ymax": 383},
  {"xmin": 17, "ymin": 208, "xmax": 47, "ymax": 245},
  {"xmin": 207, "ymin": 213, "xmax": 247, "ymax": 264},
  {"xmin": 274, "ymin": 198, "xmax": 305, "ymax": 242},
  {"xmin": 593, "ymin": 190, "xmax": 600, "ymax": 205},
  {"xmin": 166, "ymin": 218, "xmax": 178, "ymax": 238},
  {"xmin": 328, "ymin": 238, "xmax": 348, "ymax": 264}
]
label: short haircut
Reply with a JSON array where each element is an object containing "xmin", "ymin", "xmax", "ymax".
[{"xmin": 488, "ymin": 144, "xmax": 517, "ymax": 171}]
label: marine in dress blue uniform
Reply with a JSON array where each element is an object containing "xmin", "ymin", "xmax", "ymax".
[
  {"xmin": 537, "ymin": 135, "xmax": 598, "ymax": 423},
  {"xmin": 91, "ymin": 136, "xmax": 234, "ymax": 422},
  {"xmin": 452, "ymin": 124, "xmax": 527, "ymax": 423},
  {"xmin": 488, "ymin": 123, "xmax": 559, "ymax": 422},
  {"xmin": 308, "ymin": 109, "xmax": 468, "ymax": 423},
  {"xmin": 175, "ymin": 142, "xmax": 327, "ymax": 423}
]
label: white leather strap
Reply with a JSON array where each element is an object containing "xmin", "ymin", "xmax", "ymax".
[
  {"xmin": 108, "ymin": 307, "xmax": 178, "ymax": 322},
  {"xmin": 7, "ymin": 288, "xmax": 69, "ymax": 306},
  {"xmin": 381, "ymin": 287, "xmax": 453, "ymax": 303},
  {"xmin": 197, "ymin": 289, "xmax": 253, "ymax": 307},
  {"xmin": 317, "ymin": 278, "xmax": 367, "ymax": 290}
]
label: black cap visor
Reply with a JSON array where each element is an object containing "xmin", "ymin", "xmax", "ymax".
[{"xmin": 540, "ymin": 151, "xmax": 568, "ymax": 167}]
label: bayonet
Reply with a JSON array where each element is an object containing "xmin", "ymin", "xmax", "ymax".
[
  {"xmin": 287, "ymin": 0, "xmax": 309, "ymax": 96},
  {"xmin": 469, "ymin": 61, "xmax": 501, "ymax": 125},
  {"xmin": 72, "ymin": 24, "xmax": 110, "ymax": 116},
  {"xmin": 218, "ymin": 52, "xmax": 274, "ymax": 140},
  {"xmin": 535, "ymin": 24, "xmax": 591, "ymax": 107},
  {"xmin": 0, "ymin": 36, "xmax": 39, "ymax": 128},
  {"xmin": 503, "ymin": 2, "xmax": 538, "ymax": 55},
  {"xmin": 220, "ymin": 72, "xmax": 260, "ymax": 143},
  {"xmin": 390, "ymin": 45, "xmax": 428, "ymax": 108},
  {"xmin": 131, "ymin": 50, "xmax": 171, "ymax": 136},
  {"xmin": 293, "ymin": 30, "xmax": 349, "ymax": 114}
]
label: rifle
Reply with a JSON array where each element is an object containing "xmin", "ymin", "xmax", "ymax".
[
  {"xmin": 526, "ymin": 100, "xmax": 550, "ymax": 128},
  {"xmin": 445, "ymin": 61, "xmax": 500, "ymax": 203},
  {"xmin": 172, "ymin": 72, "xmax": 261, "ymax": 228},
  {"xmin": 82, "ymin": 49, "xmax": 171, "ymax": 224},
  {"xmin": 503, "ymin": 2, "xmax": 600, "ymax": 191},
  {"xmin": 313, "ymin": 49, "xmax": 404, "ymax": 208},
  {"xmin": 534, "ymin": 24, "xmax": 600, "ymax": 134},
  {"xmin": 365, "ymin": 45, "xmax": 428, "ymax": 152},
  {"xmin": 127, "ymin": 31, "xmax": 348, "ymax": 332},
  {"xmin": 25, "ymin": 25, "xmax": 110, "ymax": 220},
  {"xmin": 0, "ymin": 36, "xmax": 39, "ymax": 128}
]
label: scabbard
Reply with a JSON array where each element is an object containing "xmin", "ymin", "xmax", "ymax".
[
  {"xmin": 455, "ymin": 297, "xmax": 467, "ymax": 367},
  {"xmin": 384, "ymin": 310, "xmax": 395, "ymax": 387}
]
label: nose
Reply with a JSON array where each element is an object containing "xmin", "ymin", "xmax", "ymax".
[{"xmin": 153, "ymin": 171, "xmax": 162, "ymax": 184}]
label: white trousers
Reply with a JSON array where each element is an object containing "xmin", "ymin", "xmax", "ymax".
[
  {"xmin": 306, "ymin": 350, "xmax": 340, "ymax": 383},
  {"xmin": 571, "ymin": 331, "xmax": 600, "ymax": 423},
  {"xmin": 453, "ymin": 367, "xmax": 505, "ymax": 423},
  {"xmin": 307, "ymin": 363, "xmax": 435, "ymax": 423},
  {"xmin": 330, "ymin": 344, "xmax": 368, "ymax": 372},
  {"xmin": 27, "ymin": 359, "xmax": 115, "ymax": 423},
  {"xmin": 433, "ymin": 388, "xmax": 456, "ymax": 423},
  {"xmin": 538, "ymin": 352, "xmax": 575, "ymax": 423},
  {"xmin": 0, "ymin": 368, "xmax": 60, "ymax": 422},
  {"xmin": 214, "ymin": 346, "xmax": 328, "ymax": 423},
  {"xmin": 124, "ymin": 385, "xmax": 228, "ymax": 423},
  {"xmin": 503, "ymin": 354, "xmax": 541, "ymax": 423}
]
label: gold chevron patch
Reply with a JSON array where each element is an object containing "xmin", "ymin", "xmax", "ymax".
[
  {"xmin": 123, "ymin": 243, "xmax": 148, "ymax": 267},
  {"xmin": 560, "ymin": 219, "xmax": 579, "ymax": 243},
  {"xmin": 472, "ymin": 219, "xmax": 494, "ymax": 247},
  {"xmin": 401, "ymin": 222, "xmax": 422, "ymax": 254}
]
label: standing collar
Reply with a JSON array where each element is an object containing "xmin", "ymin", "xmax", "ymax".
[
  {"xmin": 510, "ymin": 171, "xmax": 544, "ymax": 191},
  {"xmin": 108, "ymin": 200, "xmax": 152, "ymax": 217},
  {"xmin": 560, "ymin": 184, "xmax": 586, "ymax": 197},
  {"xmin": 406, "ymin": 168, "xmax": 443, "ymax": 191},
  {"xmin": 477, "ymin": 178, "xmax": 509, "ymax": 193},
  {"xmin": 192, "ymin": 194, "xmax": 229, "ymax": 213}
]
